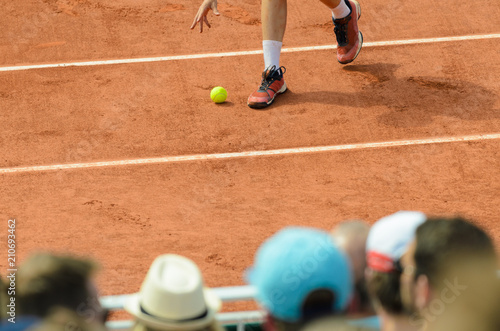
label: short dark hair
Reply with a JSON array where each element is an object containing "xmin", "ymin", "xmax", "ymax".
[
  {"xmin": 414, "ymin": 217, "xmax": 497, "ymax": 287},
  {"xmin": 365, "ymin": 270, "xmax": 402, "ymax": 314},
  {"xmin": 17, "ymin": 253, "xmax": 99, "ymax": 318},
  {"xmin": 414, "ymin": 217, "xmax": 499, "ymax": 330},
  {"xmin": 271, "ymin": 289, "xmax": 338, "ymax": 331}
]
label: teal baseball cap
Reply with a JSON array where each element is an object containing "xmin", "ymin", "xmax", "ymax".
[{"xmin": 246, "ymin": 227, "xmax": 353, "ymax": 322}]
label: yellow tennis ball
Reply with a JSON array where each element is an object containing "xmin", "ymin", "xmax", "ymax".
[{"xmin": 210, "ymin": 86, "xmax": 227, "ymax": 104}]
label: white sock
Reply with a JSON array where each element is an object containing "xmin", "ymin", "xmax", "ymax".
[
  {"xmin": 262, "ymin": 40, "xmax": 282, "ymax": 70},
  {"xmin": 331, "ymin": 0, "xmax": 351, "ymax": 19}
]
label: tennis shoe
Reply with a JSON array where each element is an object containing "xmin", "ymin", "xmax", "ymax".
[
  {"xmin": 247, "ymin": 65, "xmax": 287, "ymax": 109},
  {"xmin": 333, "ymin": 0, "xmax": 363, "ymax": 64}
]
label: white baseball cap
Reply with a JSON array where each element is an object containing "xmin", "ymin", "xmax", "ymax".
[{"xmin": 366, "ymin": 211, "xmax": 426, "ymax": 272}]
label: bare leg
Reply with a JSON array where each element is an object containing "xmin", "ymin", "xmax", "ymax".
[
  {"xmin": 261, "ymin": 0, "xmax": 287, "ymax": 42},
  {"xmin": 247, "ymin": 0, "xmax": 287, "ymax": 109},
  {"xmin": 319, "ymin": 0, "xmax": 341, "ymax": 9}
]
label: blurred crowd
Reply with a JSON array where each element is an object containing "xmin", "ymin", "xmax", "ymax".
[{"xmin": 1, "ymin": 212, "xmax": 499, "ymax": 331}]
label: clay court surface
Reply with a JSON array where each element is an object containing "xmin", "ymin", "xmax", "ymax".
[{"xmin": 1, "ymin": 0, "xmax": 500, "ymax": 317}]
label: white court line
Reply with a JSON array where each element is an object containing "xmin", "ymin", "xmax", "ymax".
[
  {"xmin": 1, "ymin": 133, "xmax": 499, "ymax": 174},
  {"xmin": 0, "ymin": 33, "xmax": 499, "ymax": 72}
]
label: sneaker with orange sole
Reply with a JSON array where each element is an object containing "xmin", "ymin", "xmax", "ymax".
[
  {"xmin": 247, "ymin": 65, "xmax": 287, "ymax": 109},
  {"xmin": 333, "ymin": 0, "xmax": 363, "ymax": 64}
]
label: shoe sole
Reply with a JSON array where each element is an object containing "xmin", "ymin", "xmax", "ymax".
[
  {"xmin": 338, "ymin": 0, "xmax": 363, "ymax": 65},
  {"xmin": 247, "ymin": 82, "xmax": 287, "ymax": 109}
]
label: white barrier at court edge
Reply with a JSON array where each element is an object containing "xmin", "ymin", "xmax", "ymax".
[{"xmin": 100, "ymin": 285, "xmax": 263, "ymax": 330}]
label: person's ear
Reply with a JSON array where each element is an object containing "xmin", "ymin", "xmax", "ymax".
[
  {"xmin": 364, "ymin": 267, "xmax": 373, "ymax": 281},
  {"xmin": 414, "ymin": 274, "xmax": 431, "ymax": 310}
]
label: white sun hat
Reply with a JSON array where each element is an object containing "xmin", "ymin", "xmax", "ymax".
[
  {"xmin": 125, "ymin": 254, "xmax": 222, "ymax": 330},
  {"xmin": 366, "ymin": 211, "xmax": 426, "ymax": 272}
]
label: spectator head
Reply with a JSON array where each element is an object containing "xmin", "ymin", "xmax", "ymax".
[
  {"xmin": 331, "ymin": 220, "xmax": 370, "ymax": 284},
  {"xmin": 29, "ymin": 307, "xmax": 108, "ymax": 331},
  {"xmin": 365, "ymin": 211, "xmax": 426, "ymax": 315},
  {"xmin": 17, "ymin": 253, "xmax": 106, "ymax": 325},
  {"xmin": 125, "ymin": 254, "xmax": 222, "ymax": 331},
  {"xmin": 246, "ymin": 226, "xmax": 352, "ymax": 331},
  {"xmin": 331, "ymin": 220, "xmax": 372, "ymax": 315},
  {"xmin": 399, "ymin": 217, "xmax": 500, "ymax": 331}
]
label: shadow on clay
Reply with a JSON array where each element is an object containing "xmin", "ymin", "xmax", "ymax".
[{"xmin": 274, "ymin": 63, "xmax": 499, "ymax": 127}]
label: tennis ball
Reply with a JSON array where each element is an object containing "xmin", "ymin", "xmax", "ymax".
[{"xmin": 210, "ymin": 86, "xmax": 227, "ymax": 103}]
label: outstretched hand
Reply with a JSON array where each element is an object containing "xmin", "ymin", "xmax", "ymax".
[{"xmin": 190, "ymin": 0, "xmax": 220, "ymax": 33}]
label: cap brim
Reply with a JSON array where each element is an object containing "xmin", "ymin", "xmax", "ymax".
[{"xmin": 124, "ymin": 288, "xmax": 221, "ymax": 330}]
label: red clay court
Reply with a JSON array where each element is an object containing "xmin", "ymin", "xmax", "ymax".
[{"xmin": 0, "ymin": 0, "xmax": 499, "ymax": 316}]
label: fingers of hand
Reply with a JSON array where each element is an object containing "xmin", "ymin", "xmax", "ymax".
[
  {"xmin": 211, "ymin": 3, "xmax": 220, "ymax": 15},
  {"xmin": 190, "ymin": 16, "xmax": 199, "ymax": 29},
  {"xmin": 191, "ymin": 2, "xmax": 218, "ymax": 32},
  {"xmin": 190, "ymin": 7, "xmax": 204, "ymax": 29}
]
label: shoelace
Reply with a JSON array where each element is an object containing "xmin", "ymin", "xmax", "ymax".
[
  {"xmin": 333, "ymin": 15, "xmax": 351, "ymax": 46},
  {"xmin": 258, "ymin": 65, "xmax": 286, "ymax": 91}
]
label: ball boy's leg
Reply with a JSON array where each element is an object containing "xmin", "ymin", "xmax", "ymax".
[{"xmin": 247, "ymin": 0, "xmax": 288, "ymax": 109}]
